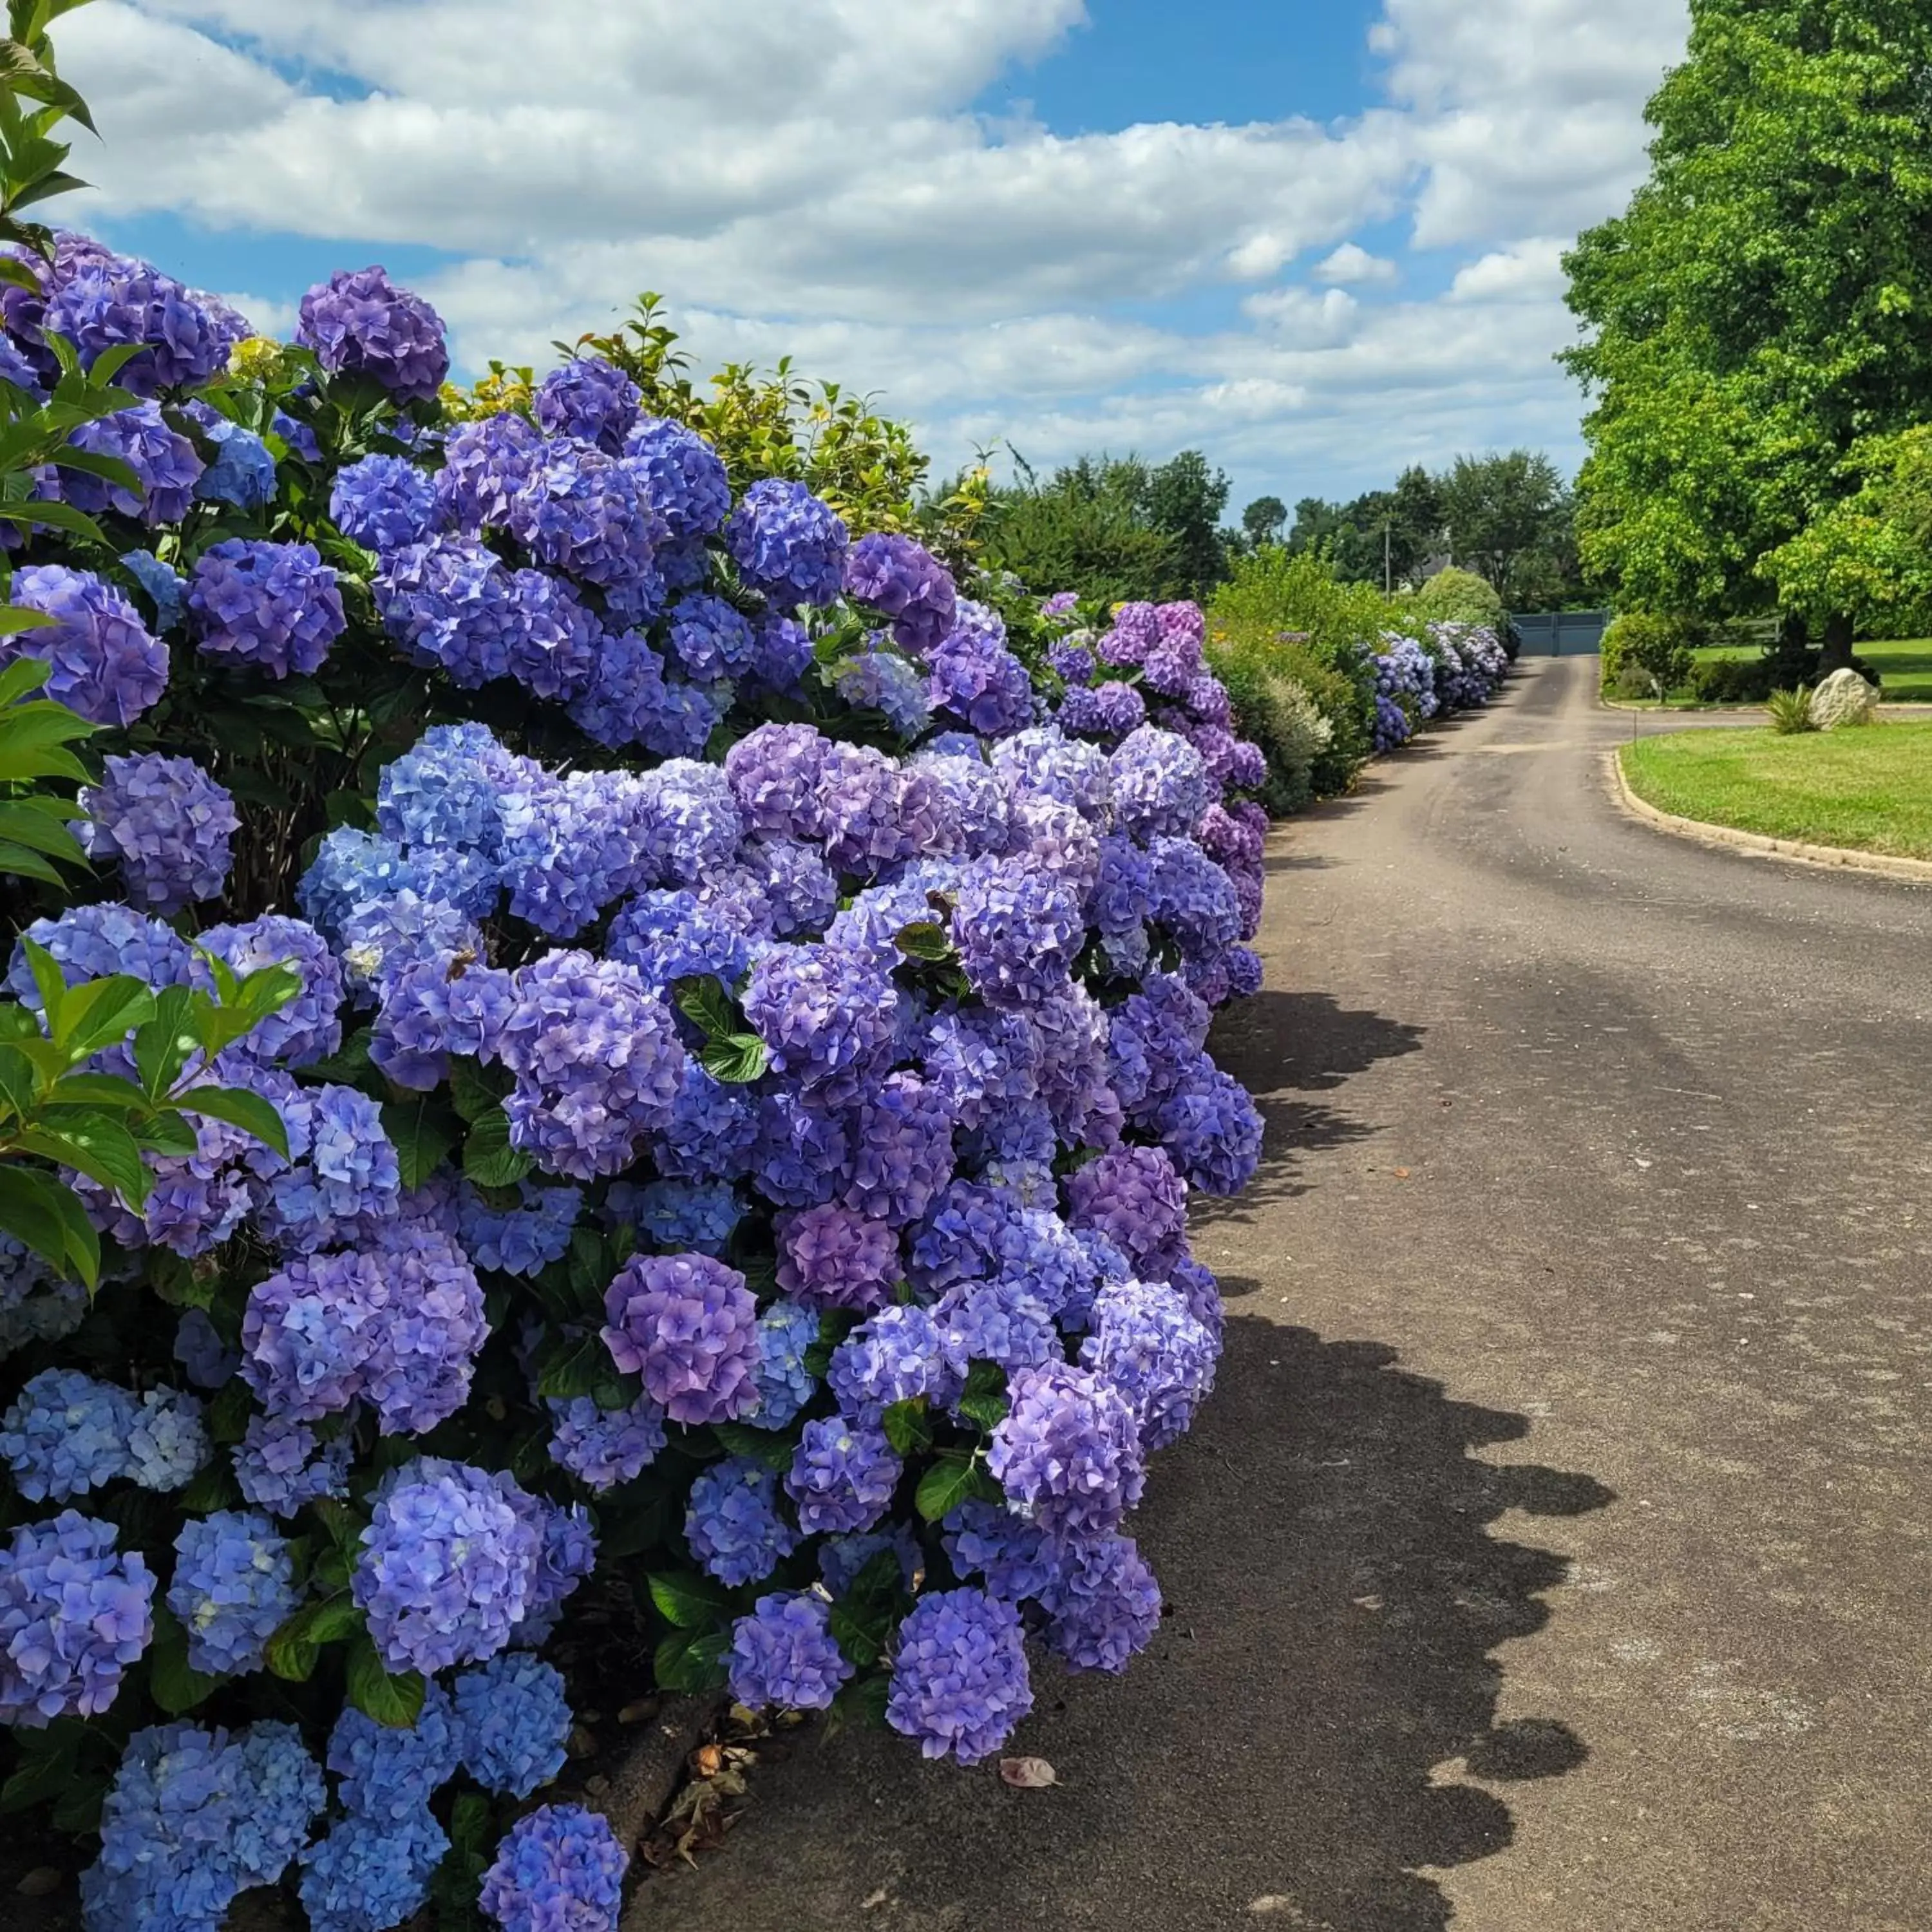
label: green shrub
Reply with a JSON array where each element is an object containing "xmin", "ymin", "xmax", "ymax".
[
  {"xmin": 1609, "ymin": 661, "xmax": 1659, "ymax": 701},
  {"xmin": 1410, "ymin": 567, "xmax": 1506, "ymax": 631},
  {"xmin": 1689, "ymin": 656, "xmax": 1779, "ymax": 703},
  {"xmin": 1602, "ymin": 612, "xmax": 1696, "ymax": 697},
  {"xmin": 1767, "ymin": 686, "xmax": 1819, "ymax": 734},
  {"xmin": 1207, "ymin": 647, "xmax": 1333, "ymax": 815}
]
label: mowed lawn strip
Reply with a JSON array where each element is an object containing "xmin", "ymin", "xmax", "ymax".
[
  {"xmin": 1620, "ymin": 723, "xmax": 1932, "ymax": 860},
  {"xmin": 1693, "ymin": 637, "xmax": 1932, "ymax": 701}
]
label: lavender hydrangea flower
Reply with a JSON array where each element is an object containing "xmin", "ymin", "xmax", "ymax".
[
  {"xmin": 328, "ymin": 1683, "xmax": 460, "ymax": 1821},
  {"xmin": 685, "ymin": 1457, "xmax": 799, "ymax": 1587},
  {"xmin": 1157, "ymin": 1061, "xmax": 1265, "ymax": 1195},
  {"xmin": 478, "ymin": 1804, "xmax": 627, "ymax": 1932},
  {"xmin": 775, "ymin": 1202, "xmax": 898, "ymax": 1312},
  {"xmin": 827, "ymin": 1305, "xmax": 963, "ymax": 1425},
  {"xmin": 370, "ymin": 956, "xmax": 514, "ymax": 1089},
  {"xmin": 725, "ymin": 478, "xmax": 848, "ymax": 606},
  {"xmin": 785, "ymin": 1417, "xmax": 900, "ymax": 1535},
  {"xmin": 198, "ymin": 914, "xmax": 344, "ymax": 1067},
  {"xmin": 232, "ymin": 1414, "xmax": 352, "ymax": 1517},
  {"xmin": 1048, "ymin": 636, "xmax": 1094, "ymax": 682},
  {"xmin": 61, "ymin": 401, "xmax": 204, "ymax": 523},
  {"xmin": 623, "ymin": 415, "xmax": 732, "ymax": 538},
  {"xmin": 938, "ymin": 1274, "xmax": 1059, "ymax": 1375},
  {"xmin": 372, "ymin": 536, "xmax": 519, "ymax": 687},
  {"xmin": 724, "ymin": 722, "xmax": 828, "ymax": 838},
  {"xmin": 0, "ymin": 1512, "xmax": 153, "ymax": 1724},
  {"xmin": 1063, "ymin": 1145, "xmax": 1189, "ymax": 1278},
  {"xmin": 1110, "ymin": 724, "xmax": 1211, "ymax": 839},
  {"xmin": 750, "ymin": 1299, "xmax": 820, "ymax": 1428},
  {"xmin": 534, "ymin": 355, "xmax": 641, "ymax": 451},
  {"xmin": 728, "ymin": 1591, "xmax": 855, "ymax": 1712},
  {"xmin": 0, "ymin": 1368, "xmax": 135, "ymax": 1500},
  {"xmin": 743, "ymin": 836, "xmax": 839, "ymax": 938},
  {"xmin": 298, "ymin": 265, "xmax": 450, "ymax": 401},
  {"xmin": 299, "ymin": 1807, "xmax": 450, "ymax": 1932},
  {"xmin": 885, "ymin": 1587, "xmax": 1032, "ymax": 1765},
  {"xmin": 330, "ymin": 453, "xmax": 438, "ymax": 551},
  {"xmin": 352, "ymin": 1460, "xmax": 542, "ymax": 1674},
  {"xmin": 1081, "ymin": 1276, "xmax": 1218, "ymax": 1452},
  {"xmin": 5, "ymin": 564, "xmax": 167, "ymax": 724},
  {"xmin": 1038, "ymin": 1533, "xmax": 1162, "ymax": 1674},
  {"xmin": 844, "ymin": 533, "xmax": 958, "ymax": 656},
  {"xmin": 942, "ymin": 1499, "xmax": 1056, "ymax": 1603},
  {"xmin": 743, "ymin": 943, "xmax": 898, "ymax": 1101},
  {"xmin": 167, "ymin": 1510, "xmax": 296, "ymax": 1677},
  {"xmin": 545, "ymin": 1393, "xmax": 667, "ymax": 1490},
  {"xmin": 42, "ymin": 251, "xmax": 245, "ymax": 393},
  {"xmin": 927, "ymin": 632, "xmax": 1034, "ymax": 737},
  {"xmin": 127, "ymin": 1385, "xmax": 208, "ymax": 1491},
  {"xmin": 79, "ymin": 751, "xmax": 237, "ymax": 914},
  {"xmin": 949, "ymin": 863, "xmax": 1083, "ymax": 1009},
  {"xmin": 189, "ymin": 538, "xmax": 346, "ymax": 678},
  {"xmin": 453, "ymin": 1653, "xmax": 571, "ymax": 1798},
  {"xmin": 601, "ymin": 1251, "xmax": 760, "ymax": 1425},
  {"xmin": 988, "ymin": 1361, "xmax": 1146, "ymax": 1540}
]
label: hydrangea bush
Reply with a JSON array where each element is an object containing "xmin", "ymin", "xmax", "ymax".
[{"xmin": 0, "ymin": 218, "xmax": 1273, "ymax": 1931}]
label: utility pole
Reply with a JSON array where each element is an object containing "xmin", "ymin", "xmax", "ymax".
[{"xmin": 1383, "ymin": 517, "xmax": 1392, "ymax": 595}]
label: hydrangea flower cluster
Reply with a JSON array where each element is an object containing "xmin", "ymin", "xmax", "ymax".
[
  {"xmin": 1426, "ymin": 620, "xmax": 1510, "ymax": 711},
  {"xmin": 0, "ymin": 227, "xmax": 1278, "ymax": 1908}
]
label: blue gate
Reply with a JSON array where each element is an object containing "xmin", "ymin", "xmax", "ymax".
[{"xmin": 1510, "ymin": 610, "xmax": 1610, "ymax": 657}]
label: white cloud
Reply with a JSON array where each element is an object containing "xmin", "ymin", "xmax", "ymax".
[
  {"xmin": 1314, "ymin": 243, "xmax": 1399, "ymax": 287},
  {"xmin": 55, "ymin": 0, "xmax": 1692, "ymax": 505}
]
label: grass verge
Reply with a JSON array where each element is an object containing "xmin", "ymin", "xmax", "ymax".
[
  {"xmin": 1694, "ymin": 636, "xmax": 1932, "ymax": 702},
  {"xmin": 1620, "ymin": 722, "xmax": 1932, "ymax": 860}
]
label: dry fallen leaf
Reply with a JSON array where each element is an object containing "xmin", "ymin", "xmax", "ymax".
[
  {"xmin": 693, "ymin": 1742, "xmax": 724, "ymax": 1778},
  {"xmin": 618, "ymin": 1698, "xmax": 658, "ymax": 1725},
  {"xmin": 998, "ymin": 1756, "xmax": 1059, "ymax": 1788},
  {"xmin": 16, "ymin": 1868, "xmax": 61, "ymax": 1898},
  {"xmin": 1392, "ymin": 1167, "xmax": 1410, "ymax": 1179},
  {"xmin": 861, "ymin": 1888, "xmax": 891, "ymax": 1911}
]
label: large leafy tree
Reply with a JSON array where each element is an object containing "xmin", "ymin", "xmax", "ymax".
[
  {"xmin": 1437, "ymin": 451, "xmax": 1572, "ymax": 605},
  {"xmin": 1566, "ymin": 0, "xmax": 1932, "ymax": 661},
  {"xmin": 1286, "ymin": 465, "xmax": 1445, "ymax": 589}
]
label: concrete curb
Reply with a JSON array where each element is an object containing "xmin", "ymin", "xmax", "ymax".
[{"xmin": 1605, "ymin": 747, "xmax": 1932, "ymax": 884}]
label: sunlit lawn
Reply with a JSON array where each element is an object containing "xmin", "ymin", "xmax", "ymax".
[
  {"xmin": 1620, "ymin": 721, "xmax": 1932, "ymax": 859},
  {"xmin": 1692, "ymin": 636, "xmax": 1932, "ymax": 702}
]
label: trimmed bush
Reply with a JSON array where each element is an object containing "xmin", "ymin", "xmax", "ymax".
[{"xmin": 1410, "ymin": 567, "xmax": 1506, "ymax": 631}]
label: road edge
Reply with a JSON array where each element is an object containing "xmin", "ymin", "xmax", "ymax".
[{"xmin": 1604, "ymin": 746, "xmax": 1932, "ymax": 884}]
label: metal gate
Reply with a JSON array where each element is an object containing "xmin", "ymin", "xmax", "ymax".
[{"xmin": 1510, "ymin": 610, "xmax": 1610, "ymax": 657}]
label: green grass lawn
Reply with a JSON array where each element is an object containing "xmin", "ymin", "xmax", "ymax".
[
  {"xmin": 1693, "ymin": 636, "xmax": 1932, "ymax": 701},
  {"xmin": 1620, "ymin": 721, "xmax": 1932, "ymax": 859}
]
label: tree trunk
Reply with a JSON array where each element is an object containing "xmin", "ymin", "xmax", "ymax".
[{"xmin": 1820, "ymin": 612, "xmax": 1855, "ymax": 673}]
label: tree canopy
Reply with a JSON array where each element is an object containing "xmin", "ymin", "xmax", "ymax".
[{"xmin": 1565, "ymin": 0, "xmax": 1932, "ymax": 655}]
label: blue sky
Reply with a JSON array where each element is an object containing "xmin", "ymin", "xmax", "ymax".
[{"xmin": 59, "ymin": 0, "xmax": 1690, "ymax": 518}]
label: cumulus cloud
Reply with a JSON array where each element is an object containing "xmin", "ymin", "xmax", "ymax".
[{"xmin": 55, "ymin": 0, "xmax": 1691, "ymax": 502}]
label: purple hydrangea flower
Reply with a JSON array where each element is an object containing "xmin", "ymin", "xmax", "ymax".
[
  {"xmin": 232, "ymin": 1414, "xmax": 353, "ymax": 1517},
  {"xmin": 775, "ymin": 1202, "xmax": 898, "ymax": 1312},
  {"xmin": 61, "ymin": 400, "xmax": 204, "ymax": 522},
  {"xmin": 508, "ymin": 439, "xmax": 665, "ymax": 600},
  {"xmin": 623, "ymin": 415, "xmax": 732, "ymax": 537},
  {"xmin": 352, "ymin": 1460, "xmax": 543, "ymax": 1674},
  {"xmin": 785, "ymin": 1417, "xmax": 901, "ymax": 1535},
  {"xmin": 842, "ymin": 1071, "xmax": 957, "ymax": 1227},
  {"xmin": 454, "ymin": 1652, "xmax": 572, "ymax": 1799},
  {"xmin": 1110, "ymin": 724, "xmax": 1211, "ymax": 838},
  {"xmin": 601, "ymin": 1251, "xmax": 760, "ymax": 1425},
  {"xmin": 685, "ymin": 1456, "xmax": 799, "ymax": 1587},
  {"xmin": 988, "ymin": 1361, "xmax": 1146, "ymax": 1540},
  {"xmin": 435, "ymin": 411, "xmax": 542, "ymax": 533},
  {"xmin": 1063, "ymin": 1145, "xmax": 1189, "ymax": 1278},
  {"xmin": 5, "ymin": 563, "xmax": 167, "ymax": 724},
  {"xmin": 79, "ymin": 752, "xmax": 237, "ymax": 914},
  {"xmin": 844, "ymin": 533, "xmax": 958, "ymax": 656},
  {"xmin": 373, "ymin": 535, "xmax": 516, "ymax": 688},
  {"xmin": 744, "ymin": 837, "xmax": 839, "ymax": 939},
  {"xmin": 0, "ymin": 1511, "xmax": 153, "ymax": 1724},
  {"xmin": 534, "ymin": 355, "xmax": 641, "ymax": 451},
  {"xmin": 478, "ymin": 1804, "xmax": 627, "ymax": 1932},
  {"xmin": 545, "ymin": 1393, "xmax": 667, "ymax": 1490},
  {"xmin": 1157, "ymin": 1060, "xmax": 1265, "ymax": 1196},
  {"xmin": 927, "ymin": 632, "xmax": 1034, "ymax": 737},
  {"xmin": 298, "ymin": 265, "xmax": 450, "ymax": 401},
  {"xmin": 189, "ymin": 538, "xmax": 346, "ymax": 679},
  {"xmin": 938, "ymin": 1274, "xmax": 1059, "ymax": 1375},
  {"xmin": 753, "ymin": 1090, "xmax": 851, "ymax": 1208},
  {"xmin": 665, "ymin": 591, "xmax": 756, "ymax": 681},
  {"xmin": 1081, "ymin": 1276, "xmax": 1218, "ymax": 1451},
  {"xmin": 330, "ymin": 453, "xmax": 438, "ymax": 551},
  {"xmin": 725, "ymin": 478, "xmax": 848, "ymax": 605},
  {"xmin": 949, "ymin": 862, "xmax": 1083, "ymax": 1009},
  {"xmin": 827, "ymin": 1305, "xmax": 963, "ymax": 1425},
  {"xmin": 370, "ymin": 956, "xmax": 514, "ymax": 1090},
  {"xmin": 254, "ymin": 1082, "xmax": 402, "ymax": 1253},
  {"xmin": 743, "ymin": 943, "xmax": 898, "ymax": 1101},
  {"xmin": 1039, "ymin": 1532, "xmax": 1162, "ymax": 1674},
  {"xmin": 167, "ymin": 1510, "xmax": 297, "ymax": 1677},
  {"xmin": 1048, "ymin": 637, "xmax": 1094, "ymax": 683},
  {"xmin": 728, "ymin": 1591, "xmax": 855, "ymax": 1712},
  {"xmin": 724, "ymin": 723, "xmax": 828, "ymax": 839},
  {"xmin": 942, "ymin": 1499, "xmax": 1056, "ymax": 1602},
  {"xmin": 885, "ymin": 1587, "xmax": 1032, "ymax": 1765},
  {"xmin": 41, "ymin": 251, "xmax": 245, "ymax": 393}
]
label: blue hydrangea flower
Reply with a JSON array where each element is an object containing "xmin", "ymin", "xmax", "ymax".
[
  {"xmin": 61, "ymin": 400, "xmax": 204, "ymax": 523},
  {"xmin": 0, "ymin": 1511, "xmax": 153, "ymax": 1725},
  {"xmin": 842, "ymin": 1070, "xmax": 957, "ymax": 1228},
  {"xmin": 1155, "ymin": 1060, "xmax": 1265, "ymax": 1196},
  {"xmin": 631, "ymin": 1177, "xmax": 743, "ymax": 1256},
  {"xmin": 885, "ymin": 1587, "xmax": 1032, "ymax": 1765},
  {"xmin": 1081, "ymin": 1275, "xmax": 1218, "ymax": 1452},
  {"xmin": 535, "ymin": 355, "xmax": 641, "ymax": 452},
  {"xmin": 623, "ymin": 416, "xmax": 731, "ymax": 538},
  {"xmin": 327, "ymin": 1681, "xmax": 460, "ymax": 1822},
  {"xmin": 728, "ymin": 1591, "xmax": 855, "ymax": 1712},
  {"xmin": 835, "ymin": 643, "xmax": 933, "ymax": 736},
  {"xmin": 173, "ymin": 1309, "xmax": 237, "ymax": 1391},
  {"xmin": 647, "ymin": 1062, "xmax": 762, "ymax": 1184},
  {"xmin": 118, "ymin": 547, "xmax": 185, "ymax": 631},
  {"xmin": 198, "ymin": 913, "xmax": 345, "ymax": 1068},
  {"xmin": 785, "ymin": 1417, "xmax": 900, "ymax": 1536},
  {"xmin": 374, "ymin": 534, "xmax": 525, "ymax": 687},
  {"xmin": 41, "ymin": 249, "xmax": 246, "ymax": 392},
  {"xmin": 666, "ymin": 591, "xmax": 757, "ymax": 680},
  {"xmin": 189, "ymin": 538, "xmax": 346, "ymax": 679},
  {"xmin": 988, "ymin": 1361, "xmax": 1146, "ymax": 1541},
  {"xmin": 725, "ymin": 478, "xmax": 848, "ymax": 605},
  {"xmin": 478, "ymin": 1803, "xmax": 627, "ymax": 1932},
  {"xmin": 454, "ymin": 1652, "xmax": 572, "ymax": 1798},
  {"xmin": 942, "ymin": 1499, "xmax": 1056, "ymax": 1602},
  {"xmin": 297, "ymin": 264, "xmax": 450, "ymax": 401},
  {"xmin": 827, "ymin": 1305, "xmax": 964, "ymax": 1425},
  {"xmin": 1037, "ymin": 1532, "xmax": 1162, "ymax": 1674},
  {"xmin": 0, "ymin": 1368, "xmax": 135, "ymax": 1500},
  {"xmin": 950, "ymin": 861, "xmax": 1083, "ymax": 1009},
  {"xmin": 752, "ymin": 1092, "xmax": 851, "ymax": 1209},
  {"xmin": 299, "ymin": 1807, "xmax": 450, "ymax": 1932},
  {"xmin": 507, "ymin": 438, "xmax": 665, "ymax": 598},
  {"xmin": 938, "ymin": 1274, "xmax": 1059, "ymax": 1375},
  {"xmin": 601, "ymin": 1251, "xmax": 760, "ymax": 1425},
  {"xmin": 565, "ymin": 625, "xmax": 676, "ymax": 750},
  {"xmin": 80, "ymin": 751, "xmax": 238, "ymax": 914},
  {"xmin": 5, "ymin": 562, "xmax": 167, "ymax": 724},
  {"xmin": 545, "ymin": 1392, "xmax": 667, "ymax": 1490},
  {"xmin": 127, "ymin": 1385, "xmax": 209, "ymax": 1491},
  {"xmin": 296, "ymin": 826, "xmax": 424, "ymax": 940},
  {"xmin": 189, "ymin": 408, "xmax": 278, "ymax": 510},
  {"xmin": 330, "ymin": 453, "xmax": 438, "ymax": 551},
  {"xmin": 1110, "ymin": 724, "xmax": 1211, "ymax": 839},
  {"xmin": 435, "ymin": 412, "xmax": 541, "ymax": 534},
  {"xmin": 819, "ymin": 1524, "xmax": 921, "ymax": 1598},
  {"xmin": 750, "ymin": 1299, "xmax": 820, "ymax": 1429},
  {"xmin": 255, "ymin": 1083, "xmax": 402, "ymax": 1254},
  {"xmin": 167, "ymin": 1510, "xmax": 297, "ymax": 1677},
  {"xmin": 232, "ymin": 1414, "xmax": 353, "ymax": 1517},
  {"xmin": 742, "ymin": 943, "xmax": 898, "ymax": 1102},
  {"xmin": 457, "ymin": 1181, "xmax": 583, "ymax": 1276},
  {"xmin": 685, "ymin": 1457, "xmax": 799, "ymax": 1587}
]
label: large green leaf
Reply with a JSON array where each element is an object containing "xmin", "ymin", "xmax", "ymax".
[
  {"xmin": 462, "ymin": 1106, "xmax": 533, "ymax": 1188},
  {"xmin": 381, "ymin": 1095, "xmax": 458, "ymax": 1191},
  {"xmin": 13, "ymin": 1106, "xmax": 147, "ymax": 1203},
  {"xmin": 653, "ymin": 1627, "xmax": 730, "ymax": 1694},
  {"xmin": 345, "ymin": 1635, "xmax": 426, "ymax": 1730},
  {"xmin": 147, "ymin": 1607, "xmax": 221, "ymax": 1716},
  {"xmin": 647, "ymin": 1569, "xmax": 734, "ymax": 1631},
  {"xmin": 173, "ymin": 1084, "xmax": 291, "ymax": 1159},
  {"xmin": 914, "ymin": 1452, "xmax": 980, "ymax": 1524}
]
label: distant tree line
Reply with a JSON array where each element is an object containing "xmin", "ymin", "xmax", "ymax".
[{"xmin": 968, "ymin": 446, "xmax": 1591, "ymax": 612}]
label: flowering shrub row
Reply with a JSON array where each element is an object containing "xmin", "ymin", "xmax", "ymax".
[
  {"xmin": 1369, "ymin": 621, "xmax": 1510, "ymax": 752},
  {"xmin": 0, "ymin": 225, "xmax": 1270, "ymax": 1932}
]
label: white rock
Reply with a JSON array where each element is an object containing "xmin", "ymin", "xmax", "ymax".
[{"xmin": 1808, "ymin": 667, "xmax": 1879, "ymax": 730}]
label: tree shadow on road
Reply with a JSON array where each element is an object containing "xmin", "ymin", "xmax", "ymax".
[{"xmin": 641, "ymin": 1321, "xmax": 1611, "ymax": 1932}]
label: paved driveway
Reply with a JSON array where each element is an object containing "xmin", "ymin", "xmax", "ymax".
[{"xmin": 647, "ymin": 657, "xmax": 1932, "ymax": 1932}]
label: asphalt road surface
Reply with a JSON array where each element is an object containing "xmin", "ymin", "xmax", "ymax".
[{"xmin": 646, "ymin": 656, "xmax": 1932, "ymax": 1932}]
